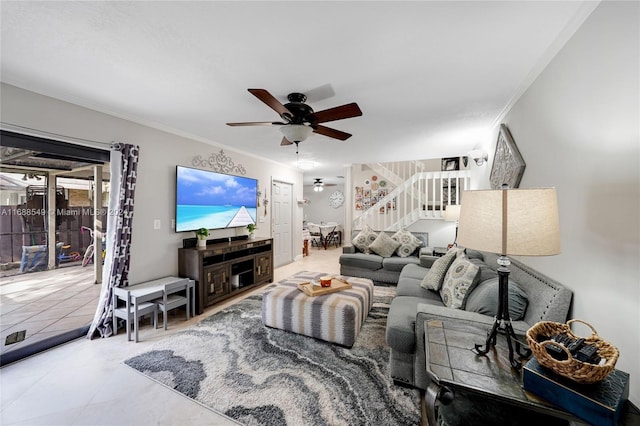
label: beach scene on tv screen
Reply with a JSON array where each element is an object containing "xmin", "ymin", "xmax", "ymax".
[{"xmin": 176, "ymin": 166, "xmax": 257, "ymax": 232}]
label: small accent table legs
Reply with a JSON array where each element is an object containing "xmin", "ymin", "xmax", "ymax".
[{"xmin": 423, "ymin": 382, "xmax": 454, "ymax": 426}]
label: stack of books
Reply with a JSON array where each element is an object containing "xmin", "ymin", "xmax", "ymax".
[{"xmin": 523, "ymin": 357, "xmax": 629, "ymax": 426}]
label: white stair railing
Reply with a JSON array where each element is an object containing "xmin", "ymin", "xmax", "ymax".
[
  {"xmin": 368, "ymin": 160, "xmax": 427, "ymax": 187},
  {"xmin": 353, "ymin": 170, "xmax": 471, "ymax": 231}
]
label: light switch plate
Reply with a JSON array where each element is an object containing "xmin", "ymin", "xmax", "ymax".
[{"xmin": 153, "ymin": 219, "xmax": 161, "ymax": 230}]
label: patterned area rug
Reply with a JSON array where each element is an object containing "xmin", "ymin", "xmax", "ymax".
[{"xmin": 125, "ymin": 285, "xmax": 420, "ymax": 426}]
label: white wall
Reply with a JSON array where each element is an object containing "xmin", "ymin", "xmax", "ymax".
[
  {"xmin": 1, "ymin": 83, "xmax": 304, "ymax": 283},
  {"xmin": 497, "ymin": 1, "xmax": 638, "ymax": 403},
  {"xmin": 302, "ymin": 184, "xmax": 345, "ymax": 225}
]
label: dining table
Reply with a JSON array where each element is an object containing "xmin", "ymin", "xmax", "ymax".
[{"xmin": 314, "ymin": 223, "xmax": 342, "ymax": 249}]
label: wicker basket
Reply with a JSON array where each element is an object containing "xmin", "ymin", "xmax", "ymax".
[{"xmin": 525, "ymin": 319, "xmax": 619, "ymax": 384}]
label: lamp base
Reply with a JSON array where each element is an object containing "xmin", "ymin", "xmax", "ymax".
[{"xmin": 474, "ymin": 256, "xmax": 531, "ymax": 369}]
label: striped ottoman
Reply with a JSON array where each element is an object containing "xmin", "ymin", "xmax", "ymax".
[{"xmin": 261, "ymin": 271, "xmax": 374, "ymax": 347}]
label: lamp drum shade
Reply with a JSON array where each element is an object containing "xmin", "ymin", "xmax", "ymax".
[
  {"xmin": 444, "ymin": 204, "xmax": 461, "ymax": 222},
  {"xmin": 456, "ymin": 188, "xmax": 560, "ymax": 256}
]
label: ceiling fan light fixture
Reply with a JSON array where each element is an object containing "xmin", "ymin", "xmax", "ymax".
[
  {"xmin": 313, "ymin": 178, "xmax": 324, "ymax": 192},
  {"xmin": 280, "ymin": 124, "xmax": 313, "ymax": 142}
]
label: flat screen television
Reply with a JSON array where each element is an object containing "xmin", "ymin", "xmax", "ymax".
[{"xmin": 175, "ymin": 165, "xmax": 258, "ymax": 233}]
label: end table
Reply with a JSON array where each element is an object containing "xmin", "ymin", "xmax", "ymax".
[{"xmin": 422, "ymin": 318, "xmax": 638, "ymax": 426}]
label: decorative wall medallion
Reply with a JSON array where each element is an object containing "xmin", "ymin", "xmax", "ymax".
[
  {"xmin": 192, "ymin": 150, "xmax": 246, "ymax": 175},
  {"xmin": 490, "ymin": 124, "xmax": 526, "ymax": 189}
]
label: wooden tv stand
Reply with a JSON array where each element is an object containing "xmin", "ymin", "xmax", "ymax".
[{"xmin": 178, "ymin": 237, "xmax": 273, "ymax": 314}]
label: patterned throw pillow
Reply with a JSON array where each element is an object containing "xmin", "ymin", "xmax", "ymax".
[
  {"xmin": 368, "ymin": 232, "xmax": 401, "ymax": 258},
  {"xmin": 391, "ymin": 229, "xmax": 423, "ymax": 257},
  {"xmin": 439, "ymin": 257, "xmax": 481, "ymax": 309},
  {"xmin": 351, "ymin": 225, "xmax": 378, "ymax": 254},
  {"xmin": 420, "ymin": 247, "xmax": 464, "ymax": 291}
]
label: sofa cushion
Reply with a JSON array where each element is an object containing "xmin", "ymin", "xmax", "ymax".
[
  {"xmin": 464, "ymin": 249, "xmax": 485, "ymax": 261},
  {"xmin": 465, "ymin": 277, "xmax": 529, "ymax": 321},
  {"xmin": 339, "ymin": 253, "xmax": 383, "ymax": 270},
  {"xmin": 468, "ymin": 257, "xmax": 499, "ymax": 283},
  {"xmin": 352, "ymin": 225, "xmax": 378, "ymax": 254},
  {"xmin": 398, "ymin": 263, "xmax": 429, "ymax": 281},
  {"xmin": 420, "ymin": 247, "xmax": 463, "ymax": 291},
  {"xmin": 439, "ymin": 257, "xmax": 480, "ymax": 309},
  {"xmin": 397, "ymin": 266, "xmax": 443, "ymax": 300},
  {"xmin": 391, "ymin": 229, "xmax": 423, "ymax": 257},
  {"xmin": 368, "ymin": 231, "xmax": 401, "ymax": 258},
  {"xmin": 386, "ymin": 296, "xmax": 443, "ymax": 353},
  {"xmin": 382, "ymin": 256, "xmax": 420, "ymax": 272}
]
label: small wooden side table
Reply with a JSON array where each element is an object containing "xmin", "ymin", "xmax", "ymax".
[
  {"xmin": 422, "ymin": 318, "xmax": 639, "ymax": 425},
  {"xmin": 432, "ymin": 247, "xmax": 448, "ymax": 257}
]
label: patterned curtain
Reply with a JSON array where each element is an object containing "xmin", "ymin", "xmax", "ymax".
[{"xmin": 87, "ymin": 143, "xmax": 140, "ymax": 339}]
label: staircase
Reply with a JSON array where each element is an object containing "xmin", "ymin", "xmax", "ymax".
[
  {"xmin": 367, "ymin": 160, "xmax": 427, "ymax": 187},
  {"xmin": 353, "ymin": 169, "xmax": 471, "ymax": 231}
]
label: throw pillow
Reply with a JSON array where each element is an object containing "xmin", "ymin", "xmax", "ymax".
[
  {"xmin": 464, "ymin": 278, "xmax": 529, "ymax": 321},
  {"xmin": 391, "ymin": 229, "xmax": 423, "ymax": 257},
  {"xmin": 420, "ymin": 247, "xmax": 464, "ymax": 291},
  {"xmin": 439, "ymin": 257, "xmax": 481, "ymax": 309},
  {"xmin": 368, "ymin": 232, "xmax": 401, "ymax": 258},
  {"xmin": 468, "ymin": 257, "xmax": 499, "ymax": 284},
  {"xmin": 351, "ymin": 225, "xmax": 378, "ymax": 254}
]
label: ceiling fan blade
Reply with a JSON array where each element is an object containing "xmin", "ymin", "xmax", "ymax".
[
  {"xmin": 227, "ymin": 121, "xmax": 287, "ymax": 126},
  {"xmin": 226, "ymin": 121, "xmax": 286, "ymax": 126},
  {"xmin": 302, "ymin": 83, "xmax": 335, "ymax": 102},
  {"xmin": 313, "ymin": 125, "xmax": 352, "ymax": 141},
  {"xmin": 280, "ymin": 137, "xmax": 293, "ymax": 146},
  {"xmin": 308, "ymin": 103, "xmax": 362, "ymax": 124},
  {"xmin": 248, "ymin": 88, "xmax": 293, "ymax": 120}
]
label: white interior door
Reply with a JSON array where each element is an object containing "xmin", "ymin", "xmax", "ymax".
[{"xmin": 272, "ymin": 180, "xmax": 293, "ymax": 267}]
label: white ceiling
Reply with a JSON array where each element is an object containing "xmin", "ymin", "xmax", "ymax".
[{"xmin": 0, "ymin": 1, "xmax": 596, "ymax": 186}]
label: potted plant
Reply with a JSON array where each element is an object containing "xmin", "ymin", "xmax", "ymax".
[
  {"xmin": 246, "ymin": 223, "xmax": 256, "ymax": 239},
  {"xmin": 195, "ymin": 227, "xmax": 209, "ymax": 247}
]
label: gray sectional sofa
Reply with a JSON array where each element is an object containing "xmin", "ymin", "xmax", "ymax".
[
  {"xmin": 339, "ymin": 230, "xmax": 430, "ymax": 284},
  {"xmin": 386, "ymin": 249, "xmax": 573, "ymax": 390},
  {"xmin": 338, "ymin": 228, "xmax": 573, "ymax": 391}
]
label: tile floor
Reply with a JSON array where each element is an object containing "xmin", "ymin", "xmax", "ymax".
[
  {"xmin": 0, "ymin": 246, "xmax": 343, "ymax": 425},
  {"xmin": 1, "ymin": 265, "xmax": 100, "ymax": 357}
]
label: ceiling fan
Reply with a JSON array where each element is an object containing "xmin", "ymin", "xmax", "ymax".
[
  {"xmin": 312, "ymin": 178, "xmax": 336, "ymax": 192},
  {"xmin": 227, "ymin": 89, "xmax": 363, "ymax": 146}
]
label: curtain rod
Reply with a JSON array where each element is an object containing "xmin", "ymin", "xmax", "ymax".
[{"xmin": 1, "ymin": 122, "xmax": 114, "ymax": 149}]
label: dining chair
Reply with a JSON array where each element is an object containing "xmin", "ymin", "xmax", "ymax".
[
  {"xmin": 154, "ymin": 279, "xmax": 190, "ymax": 330},
  {"xmin": 307, "ymin": 223, "xmax": 323, "ymax": 248},
  {"xmin": 324, "ymin": 225, "xmax": 340, "ymax": 248},
  {"xmin": 112, "ymin": 289, "xmax": 159, "ymax": 342}
]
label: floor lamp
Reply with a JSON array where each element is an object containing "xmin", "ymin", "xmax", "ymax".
[{"xmin": 456, "ymin": 187, "xmax": 560, "ymax": 369}]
